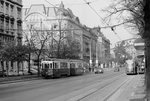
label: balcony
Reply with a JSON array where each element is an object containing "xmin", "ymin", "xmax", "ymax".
[
  {"xmin": 0, "ymin": 12, "xmax": 5, "ymax": 18},
  {"xmin": 17, "ymin": 33, "xmax": 22, "ymax": 38},
  {"xmin": 5, "ymin": 11, "xmax": 9, "ymax": 20},
  {"xmin": 17, "ymin": 14, "xmax": 22, "ymax": 23},
  {"xmin": 10, "ymin": 14, "xmax": 15, "ymax": 21}
]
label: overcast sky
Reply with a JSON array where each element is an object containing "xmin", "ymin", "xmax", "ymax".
[{"xmin": 23, "ymin": 0, "xmax": 134, "ymax": 47}]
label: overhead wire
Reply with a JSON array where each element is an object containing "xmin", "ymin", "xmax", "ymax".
[
  {"xmin": 44, "ymin": 0, "xmax": 122, "ymax": 41},
  {"xmin": 83, "ymin": 0, "xmax": 122, "ymax": 41}
]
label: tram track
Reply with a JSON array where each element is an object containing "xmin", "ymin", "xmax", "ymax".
[
  {"xmin": 48, "ymin": 73, "xmax": 126, "ymax": 101},
  {"xmin": 0, "ymin": 71, "xmax": 123, "ymax": 92},
  {"xmin": 72, "ymin": 75, "xmax": 133, "ymax": 101},
  {"xmin": 0, "ymin": 71, "xmax": 126, "ymax": 101}
]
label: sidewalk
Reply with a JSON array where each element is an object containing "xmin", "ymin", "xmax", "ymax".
[
  {"xmin": 129, "ymin": 75, "xmax": 146, "ymax": 101},
  {"xmin": 0, "ymin": 75, "xmax": 42, "ymax": 84}
]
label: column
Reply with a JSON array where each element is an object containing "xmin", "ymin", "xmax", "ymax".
[
  {"xmin": 89, "ymin": 39, "xmax": 92, "ymax": 70},
  {"xmin": 96, "ymin": 42, "xmax": 98, "ymax": 67},
  {"xmin": 8, "ymin": 61, "xmax": 11, "ymax": 72},
  {"xmin": 80, "ymin": 32, "xmax": 83, "ymax": 59}
]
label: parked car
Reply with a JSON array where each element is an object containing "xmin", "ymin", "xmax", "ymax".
[
  {"xmin": 94, "ymin": 68, "xmax": 104, "ymax": 74},
  {"xmin": 19, "ymin": 69, "xmax": 29, "ymax": 75},
  {"xmin": 19, "ymin": 68, "xmax": 38, "ymax": 75},
  {"xmin": 28, "ymin": 68, "xmax": 38, "ymax": 75},
  {"xmin": 114, "ymin": 67, "xmax": 120, "ymax": 72}
]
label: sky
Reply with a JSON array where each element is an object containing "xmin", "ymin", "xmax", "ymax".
[{"xmin": 23, "ymin": 0, "xmax": 134, "ymax": 47}]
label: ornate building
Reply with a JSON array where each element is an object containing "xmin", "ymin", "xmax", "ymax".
[{"xmin": 23, "ymin": 2, "xmax": 110, "ymax": 68}]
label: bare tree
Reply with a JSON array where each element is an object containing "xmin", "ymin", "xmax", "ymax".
[
  {"xmin": 104, "ymin": 0, "xmax": 150, "ymax": 99},
  {"xmin": 24, "ymin": 26, "xmax": 51, "ymax": 76},
  {"xmin": 103, "ymin": 0, "xmax": 144, "ymax": 35}
]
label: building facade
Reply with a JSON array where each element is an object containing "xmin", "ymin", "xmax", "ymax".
[
  {"xmin": 22, "ymin": 2, "xmax": 110, "ymax": 69},
  {"xmin": 0, "ymin": 0, "xmax": 23, "ymax": 44},
  {"xmin": 0, "ymin": 0, "xmax": 23, "ymax": 75},
  {"xmin": 90, "ymin": 27, "xmax": 110, "ymax": 67}
]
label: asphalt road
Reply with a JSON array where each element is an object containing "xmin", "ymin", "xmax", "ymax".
[{"xmin": 0, "ymin": 69, "xmax": 143, "ymax": 101}]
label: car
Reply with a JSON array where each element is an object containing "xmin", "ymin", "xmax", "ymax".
[
  {"xmin": 19, "ymin": 69, "xmax": 29, "ymax": 75},
  {"xmin": 19, "ymin": 68, "xmax": 38, "ymax": 75},
  {"xmin": 114, "ymin": 67, "xmax": 120, "ymax": 72},
  {"xmin": 94, "ymin": 68, "xmax": 104, "ymax": 74},
  {"xmin": 28, "ymin": 68, "xmax": 38, "ymax": 75}
]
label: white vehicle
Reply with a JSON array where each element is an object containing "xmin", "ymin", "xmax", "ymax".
[{"xmin": 125, "ymin": 59, "xmax": 137, "ymax": 75}]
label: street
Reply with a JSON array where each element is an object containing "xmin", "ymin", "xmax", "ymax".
[{"xmin": 0, "ymin": 69, "xmax": 144, "ymax": 101}]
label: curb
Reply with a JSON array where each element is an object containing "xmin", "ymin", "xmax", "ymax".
[
  {"xmin": 0, "ymin": 76, "xmax": 42, "ymax": 84},
  {"xmin": 130, "ymin": 75, "xmax": 146, "ymax": 101}
]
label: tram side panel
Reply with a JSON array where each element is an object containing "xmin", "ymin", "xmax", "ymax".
[
  {"xmin": 70, "ymin": 61, "xmax": 84, "ymax": 76},
  {"xmin": 76, "ymin": 62, "xmax": 84, "ymax": 75},
  {"xmin": 137, "ymin": 63, "xmax": 145, "ymax": 74},
  {"xmin": 58, "ymin": 62, "xmax": 70, "ymax": 77}
]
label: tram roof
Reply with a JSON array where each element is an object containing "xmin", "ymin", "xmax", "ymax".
[{"xmin": 42, "ymin": 58, "xmax": 83, "ymax": 62}]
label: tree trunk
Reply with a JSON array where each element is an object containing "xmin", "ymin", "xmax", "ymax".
[
  {"xmin": 143, "ymin": 0, "xmax": 150, "ymax": 99},
  {"xmin": 1, "ymin": 61, "xmax": 5, "ymax": 77},
  {"xmin": 28, "ymin": 53, "xmax": 31, "ymax": 74},
  {"xmin": 145, "ymin": 39, "xmax": 150, "ymax": 99},
  {"xmin": 17, "ymin": 61, "xmax": 20, "ymax": 76},
  {"xmin": 37, "ymin": 57, "xmax": 40, "ymax": 77}
]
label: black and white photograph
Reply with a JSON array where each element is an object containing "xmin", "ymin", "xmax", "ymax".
[{"xmin": 0, "ymin": 0, "xmax": 148, "ymax": 101}]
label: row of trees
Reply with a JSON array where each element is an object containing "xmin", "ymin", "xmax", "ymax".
[
  {"xmin": 113, "ymin": 41, "xmax": 132, "ymax": 65},
  {"xmin": 0, "ymin": 28, "xmax": 81, "ymax": 76}
]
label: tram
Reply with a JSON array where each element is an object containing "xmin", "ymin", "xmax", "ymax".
[
  {"xmin": 41, "ymin": 59, "xmax": 70, "ymax": 78},
  {"xmin": 70, "ymin": 60, "xmax": 84, "ymax": 76},
  {"xmin": 125, "ymin": 59, "xmax": 137, "ymax": 75},
  {"xmin": 41, "ymin": 58, "xmax": 84, "ymax": 78}
]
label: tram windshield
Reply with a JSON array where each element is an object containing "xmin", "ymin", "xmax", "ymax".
[{"xmin": 126, "ymin": 60, "xmax": 134, "ymax": 69}]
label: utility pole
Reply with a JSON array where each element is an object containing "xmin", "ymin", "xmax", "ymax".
[
  {"xmin": 143, "ymin": 0, "xmax": 150, "ymax": 99},
  {"xmin": 89, "ymin": 39, "xmax": 92, "ymax": 71}
]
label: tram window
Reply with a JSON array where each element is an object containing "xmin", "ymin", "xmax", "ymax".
[
  {"xmin": 53, "ymin": 63, "xmax": 58, "ymax": 69},
  {"xmin": 60, "ymin": 62, "xmax": 68, "ymax": 68},
  {"xmin": 44, "ymin": 64, "xmax": 49, "ymax": 69},
  {"xmin": 50, "ymin": 63, "xmax": 52, "ymax": 69},
  {"xmin": 77, "ymin": 63, "xmax": 82, "ymax": 68},
  {"xmin": 70, "ymin": 63, "xmax": 75, "ymax": 68}
]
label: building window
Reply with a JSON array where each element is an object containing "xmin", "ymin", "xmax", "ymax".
[
  {"xmin": 17, "ymin": 22, "xmax": 22, "ymax": 31},
  {"xmin": 0, "ymin": 17, "xmax": 4, "ymax": 30},
  {"xmin": 10, "ymin": 5, "xmax": 14, "ymax": 15},
  {"xmin": 5, "ymin": 3, "xmax": 9, "ymax": 14},
  {"xmin": 5, "ymin": 20, "xmax": 9, "ymax": 30},
  {"xmin": 10, "ymin": 21, "xmax": 14, "ymax": 29},
  {"xmin": 0, "ymin": 1, "xmax": 4, "ymax": 12},
  {"xmin": 17, "ymin": 7, "xmax": 21, "ymax": 18}
]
